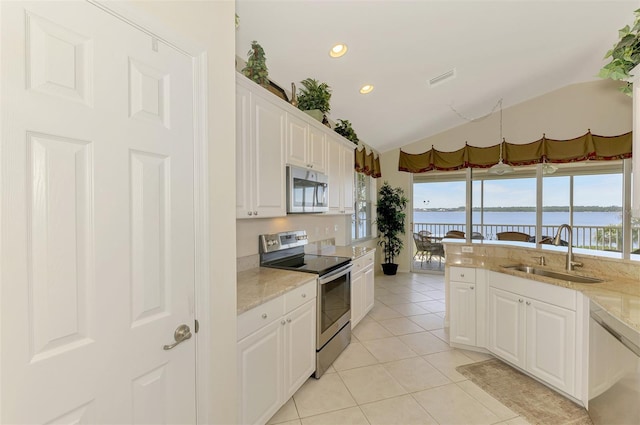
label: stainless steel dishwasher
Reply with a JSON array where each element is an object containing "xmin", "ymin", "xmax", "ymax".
[{"xmin": 588, "ymin": 301, "xmax": 640, "ymax": 425}]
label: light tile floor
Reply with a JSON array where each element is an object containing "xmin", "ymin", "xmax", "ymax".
[{"xmin": 267, "ymin": 272, "xmax": 532, "ymax": 425}]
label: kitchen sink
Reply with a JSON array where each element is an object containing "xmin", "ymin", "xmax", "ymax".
[{"xmin": 501, "ymin": 264, "xmax": 604, "ymax": 284}]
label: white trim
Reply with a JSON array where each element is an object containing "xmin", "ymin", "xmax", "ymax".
[{"xmin": 84, "ymin": 2, "xmax": 211, "ymax": 422}]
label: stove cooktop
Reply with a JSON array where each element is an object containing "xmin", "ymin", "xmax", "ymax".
[{"xmin": 262, "ymin": 253, "xmax": 351, "ymax": 275}]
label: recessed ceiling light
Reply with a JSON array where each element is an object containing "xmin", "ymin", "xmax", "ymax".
[
  {"xmin": 360, "ymin": 84, "xmax": 374, "ymax": 94},
  {"xmin": 329, "ymin": 43, "xmax": 348, "ymax": 58}
]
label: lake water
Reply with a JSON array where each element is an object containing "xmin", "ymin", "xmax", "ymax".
[{"xmin": 413, "ymin": 211, "xmax": 623, "ymax": 227}]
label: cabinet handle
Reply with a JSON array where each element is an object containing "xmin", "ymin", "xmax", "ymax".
[
  {"xmin": 518, "ymin": 299, "xmax": 523, "ymax": 303},
  {"xmin": 253, "ymin": 211, "xmax": 258, "ymax": 216},
  {"xmin": 281, "ymin": 320, "xmax": 286, "ymax": 325},
  {"xmin": 301, "ymin": 293, "xmax": 306, "ymax": 298},
  {"xmin": 261, "ymin": 313, "xmax": 267, "ymax": 319},
  {"xmin": 526, "ymin": 301, "xmax": 531, "ymax": 306},
  {"xmin": 460, "ymin": 274, "xmax": 465, "ymax": 278},
  {"xmin": 286, "ymin": 318, "xmax": 292, "ymax": 323},
  {"xmin": 470, "ymin": 286, "xmax": 474, "ymax": 290},
  {"xmin": 247, "ymin": 211, "xmax": 253, "ymax": 216}
]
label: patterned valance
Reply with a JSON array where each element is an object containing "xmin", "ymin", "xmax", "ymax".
[
  {"xmin": 355, "ymin": 147, "xmax": 382, "ymax": 178},
  {"xmin": 398, "ymin": 131, "xmax": 632, "ymax": 173}
]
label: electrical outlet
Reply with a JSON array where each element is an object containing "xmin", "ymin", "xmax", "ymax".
[
  {"xmin": 461, "ymin": 257, "xmax": 473, "ymax": 264},
  {"xmin": 334, "ymin": 225, "xmax": 339, "ymax": 232},
  {"xmin": 461, "ymin": 246, "xmax": 473, "ymax": 253}
]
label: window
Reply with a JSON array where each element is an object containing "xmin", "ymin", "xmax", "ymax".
[
  {"xmin": 411, "ymin": 160, "xmax": 639, "ymax": 260},
  {"xmin": 352, "ymin": 173, "xmax": 373, "ymax": 240}
]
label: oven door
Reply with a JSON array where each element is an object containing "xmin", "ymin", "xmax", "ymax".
[{"xmin": 317, "ymin": 264, "xmax": 351, "ymax": 349}]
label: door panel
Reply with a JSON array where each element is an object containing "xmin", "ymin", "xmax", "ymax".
[
  {"xmin": 488, "ymin": 287, "xmax": 525, "ymax": 367},
  {"xmin": 1, "ymin": 2, "xmax": 197, "ymax": 423}
]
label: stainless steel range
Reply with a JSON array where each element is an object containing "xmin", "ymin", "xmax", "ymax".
[{"xmin": 259, "ymin": 230, "xmax": 352, "ymax": 378}]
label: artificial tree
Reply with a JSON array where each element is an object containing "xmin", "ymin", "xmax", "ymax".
[{"xmin": 376, "ymin": 182, "xmax": 408, "ymax": 275}]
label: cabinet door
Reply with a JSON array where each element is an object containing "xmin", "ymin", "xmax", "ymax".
[
  {"xmin": 526, "ymin": 299, "xmax": 576, "ymax": 395},
  {"xmin": 488, "ymin": 287, "xmax": 525, "ymax": 368},
  {"xmin": 253, "ymin": 95, "xmax": 286, "ymax": 218},
  {"xmin": 236, "ymin": 83, "xmax": 253, "ymax": 218},
  {"xmin": 308, "ymin": 126, "xmax": 327, "ymax": 172},
  {"xmin": 237, "ymin": 319, "xmax": 284, "ymax": 425},
  {"xmin": 363, "ymin": 263, "xmax": 375, "ymax": 315},
  {"xmin": 450, "ymin": 281, "xmax": 476, "ymax": 346},
  {"xmin": 285, "ymin": 113, "xmax": 308, "ymax": 168},
  {"xmin": 283, "ymin": 300, "xmax": 317, "ymax": 399},
  {"xmin": 327, "ymin": 139, "xmax": 342, "ymax": 213},
  {"xmin": 350, "ymin": 271, "xmax": 364, "ymax": 328},
  {"xmin": 341, "ymin": 145, "xmax": 355, "ymax": 214}
]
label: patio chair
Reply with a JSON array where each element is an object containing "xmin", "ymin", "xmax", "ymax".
[
  {"xmin": 496, "ymin": 231, "xmax": 531, "ymax": 242},
  {"xmin": 445, "ymin": 230, "xmax": 465, "ymax": 239},
  {"xmin": 413, "ymin": 233, "xmax": 432, "ymax": 266}
]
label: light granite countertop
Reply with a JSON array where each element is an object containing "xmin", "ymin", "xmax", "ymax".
[
  {"xmin": 444, "ymin": 242, "xmax": 640, "ymax": 333},
  {"xmin": 237, "ymin": 245, "xmax": 376, "ymax": 315}
]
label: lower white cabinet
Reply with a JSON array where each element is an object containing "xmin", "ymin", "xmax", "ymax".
[
  {"xmin": 487, "ymin": 272, "xmax": 577, "ymax": 397},
  {"xmin": 351, "ymin": 250, "xmax": 375, "ymax": 328},
  {"xmin": 237, "ymin": 281, "xmax": 317, "ymax": 425},
  {"xmin": 448, "ymin": 267, "xmax": 487, "ymax": 348}
]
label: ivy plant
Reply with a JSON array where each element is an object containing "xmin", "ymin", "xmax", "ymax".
[
  {"xmin": 242, "ymin": 41, "xmax": 269, "ymax": 87},
  {"xmin": 599, "ymin": 8, "xmax": 640, "ymax": 95},
  {"xmin": 334, "ymin": 119, "xmax": 359, "ymax": 144},
  {"xmin": 296, "ymin": 78, "xmax": 332, "ymax": 113}
]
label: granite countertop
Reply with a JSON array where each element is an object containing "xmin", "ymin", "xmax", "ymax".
[
  {"xmin": 237, "ymin": 245, "xmax": 375, "ymax": 315},
  {"xmin": 237, "ymin": 267, "xmax": 317, "ymax": 314},
  {"xmin": 444, "ymin": 245, "xmax": 640, "ymax": 333}
]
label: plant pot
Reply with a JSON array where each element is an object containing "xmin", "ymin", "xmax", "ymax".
[
  {"xmin": 381, "ymin": 263, "xmax": 399, "ymax": 275},
  {"xmin": 303, "ymin": 109, "xmax": 324, "ymax": 122}
]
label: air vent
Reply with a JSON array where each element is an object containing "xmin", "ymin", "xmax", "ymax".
[{"xmin": 429, "ymin": 68, "xmax": 456, "ymax": 87}]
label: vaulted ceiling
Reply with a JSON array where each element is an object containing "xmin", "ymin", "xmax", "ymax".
[{"xmin": 235, "ymin": 1, "xmax": 636, "ymax": 153}]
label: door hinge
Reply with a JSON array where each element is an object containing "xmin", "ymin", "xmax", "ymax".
[{"xmin": 194, "ymin": 319, "xmax": 199, "ymax": 333}]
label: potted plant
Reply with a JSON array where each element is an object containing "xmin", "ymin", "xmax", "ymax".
[
  {"xmin": 242, "ymin": 41, "xmax": 269, "ymax": 87},
  {"xmin": 334, "ymin": 119, "xmax": 359, "ymax": 144},
  {"xmin": 297, "ymin": 78, "xmax": 331, "ymax": 123},
  {"xmin": 376, "ymin": 182, "xmax": 408, "ymax": 275},
  {"xmin": 599, "ymin": 8, "xmax": 640, "ymax": 95}
]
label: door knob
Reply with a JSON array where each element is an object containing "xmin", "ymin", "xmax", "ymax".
[{"xmin": 163, "ymin": 324, "xmax": 192, "ymax": 350}]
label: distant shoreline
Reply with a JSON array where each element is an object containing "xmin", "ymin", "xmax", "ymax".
[{"xmin": 414, "ymin": 206, "xmax": 623, "ymax": 213}]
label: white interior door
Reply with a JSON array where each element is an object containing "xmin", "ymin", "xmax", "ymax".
[{"xmin": 1, "ymin": 1, "xmax": 198, "ymax": 423}]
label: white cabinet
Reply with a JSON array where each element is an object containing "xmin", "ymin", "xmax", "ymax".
[
  {"xmin": 448, "ymin": 267, "xmax": 486, "ymax": 348},
  {"xmin": 286, "ymin": 114, "xmax": 326, "ymax": 172},
  {"xmin": 327, "ymin": 137, "xmax": 355, "ymax": 214},
  {"xmin": 237, "ymin": 281, "xmax": 317, "ymax": 425},
  {"xmin": 236, "ymin": 76, "xmax": 286, "ymax": 219},
  {"xmin": 351, "ymin": 250, "xmax": 375, "ymax": 327},
  {"xmin": 487, "ymin": 272, "xmax": 577, "ymax": 397}
]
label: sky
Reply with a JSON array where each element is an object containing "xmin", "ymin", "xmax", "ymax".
[{"xmin": 413, "ymin": 174, "xmax": 623, "ymax": 209}]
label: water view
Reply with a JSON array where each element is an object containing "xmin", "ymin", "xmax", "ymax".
[{"xmin": 413, "ymin": 211, "xmax": 623, "ymax": 227}]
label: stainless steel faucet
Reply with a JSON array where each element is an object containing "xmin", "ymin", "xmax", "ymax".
[{"xmin": 553, "ymin": 224, "xmax": 583, "ymax": 271}]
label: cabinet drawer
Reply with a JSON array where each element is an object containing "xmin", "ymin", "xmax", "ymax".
[
  {"xmin": 285, "ymin": 280, "xmax": 317, "ymax": 312},
  {"xmin": 450, "ymin": 266, "xmax": 475, "ymax": 283},
  {"xmin": 361, "ymin": 252, "xmax": 375, "ymax": 268},
  {"xmin": 238, "ymin": 295, "xmax": 285, "ymax": 341}
]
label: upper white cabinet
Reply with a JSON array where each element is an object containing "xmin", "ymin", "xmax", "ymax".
[
  {"xmin": 236, "ymin": 77, "xmax": 286, "ymax": 219},
  {"xmin": 286, "ymin": 114, "xmax": 327, "ymax": 172},
  {"xmin": 327, "ymin": 137, "xmax": 355, "ymax": 214}
]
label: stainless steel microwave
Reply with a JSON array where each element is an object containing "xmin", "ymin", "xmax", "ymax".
[{"xmin": 286, "ymin": 165, "xmax": 329, "ymax": 213}]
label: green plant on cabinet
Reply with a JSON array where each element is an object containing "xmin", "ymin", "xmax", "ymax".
[
  {"xmin": 334, "ymin": 119, "xmax": 359, "ymax": 144},
  {"xmin": 242, "ymin": 41, "xmax": 269, "ymax": 87},
  {"xmin": 296, "ymin": 78, "xmax": 332, "ymax": 116}
]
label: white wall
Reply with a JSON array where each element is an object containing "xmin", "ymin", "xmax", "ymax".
[
  {"xmin": 130, "ymin": 2, "xmax": 237, "ymax": 424},
  {"xmin": 380, "ymin": 79, "xmax": 632, "ymax": 273}
]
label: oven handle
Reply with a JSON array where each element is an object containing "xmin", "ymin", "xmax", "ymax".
[{"xmin": 318, "ymin": 263, "xmax": 352, "ymax": 285}]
